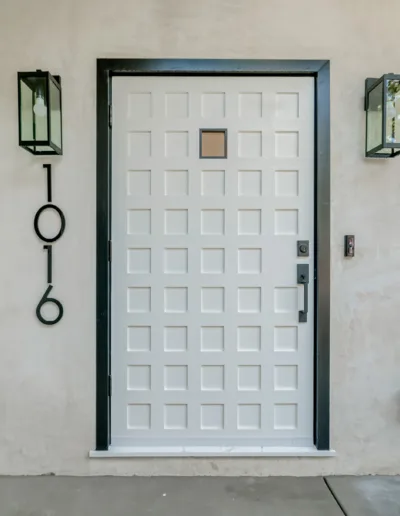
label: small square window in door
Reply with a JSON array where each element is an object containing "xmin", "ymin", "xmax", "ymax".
[{"xmin": 200, "ymin": 129, "xmax": 227, "ymax": 158}]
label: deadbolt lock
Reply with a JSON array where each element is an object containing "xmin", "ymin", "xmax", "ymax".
[{"xmin": 297, "ymin": 240, "xmax": 309, "ymax": 257}]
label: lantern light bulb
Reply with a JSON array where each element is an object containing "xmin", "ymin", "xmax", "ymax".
[{"xmin": 33, "ymin": 95, "xmax": 47, "ymax": 117}]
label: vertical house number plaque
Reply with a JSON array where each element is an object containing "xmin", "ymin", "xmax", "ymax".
[{"xmin": 34, "ymin": 164, "xmax": 66, "ymax": 325}]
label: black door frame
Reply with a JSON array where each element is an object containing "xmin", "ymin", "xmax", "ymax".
[{"xmin": 96, "ymin": 58, "xmax": 330, "ymax": 451}]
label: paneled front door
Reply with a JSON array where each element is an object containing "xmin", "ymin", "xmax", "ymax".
[{"xmin": 111, "ymin": 76, "xmax": 314, "ymax": 452}]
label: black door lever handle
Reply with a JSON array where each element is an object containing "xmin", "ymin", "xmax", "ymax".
[{"xmin": 297, "ymin": 264, "xmax": 309, "ymax": 323}]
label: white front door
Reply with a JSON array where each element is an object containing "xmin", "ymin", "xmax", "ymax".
[{"xmin": 111, "ymin": 76, "xmax": 314, "ymax": 452}]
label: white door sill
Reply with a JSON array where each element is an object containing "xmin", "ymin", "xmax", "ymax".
[{"xmin": 90, "ymin": 446, "xmax": 336, "ymax": 458}]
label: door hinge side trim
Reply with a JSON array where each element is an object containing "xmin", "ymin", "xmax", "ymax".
[
  {"xmin": 108, "ymin": 104, "xmax": 113, "ymax": 128},
  {"xmin": 108, "ymin": 240, "xmax": 112, "ymax": 262},
  {"xmin": 108, "ymin": 375, "xmax": 112, "ymax": 397}
]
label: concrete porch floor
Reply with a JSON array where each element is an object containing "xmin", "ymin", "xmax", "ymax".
[{"xmin": 0, "ymin": 476, "xmax": 399, "ymax": 516}]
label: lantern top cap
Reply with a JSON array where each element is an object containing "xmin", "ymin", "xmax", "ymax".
[
  {"xmin": 366, "ymin": 74, "xmax": 400, "ymax": 94},
  {"xmin": 18, "ymin": 70, "xmax": 61, "ymax": 86}
]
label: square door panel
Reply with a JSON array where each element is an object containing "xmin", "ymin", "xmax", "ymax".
[
  {"xmin": 201, "ymin": 170, "xmax": 225, "ymax": 195},
  {"xmin": 274, "ymin": 288, "xmax": 297, "ymax": 313},
  {"xmin": 274, "ymin": 327, "xmax": 298, "ymax": 351},
  {"xmin": 201, "ymin": 287, "xmax": 224, "ymax": 313},
  {"xmin": 165, "ymin": 93, "xmax": 189, "ymax": 118},
  {"xmin": 164, "ymin": 287, "xmax": 188, "ymax": 313},
  {"xmin": 237, "ymin": 326, "xmax": 261, "ymax": 352},
  {"xmin": 128, "ymin": 366, "xmax": 151, "ymax": 391},
  {"xmin": 164, "ymin": 248, "xmax": 188, "ymax": 274},
  {"xmin": 128, "ymin": 248, "xmax": 151, "ymax": 274},
  {"xmin": 201, "ymin": 405, "xmax": 224, "ymax": 430},
  {"xmin": 238, "ymin": 170, "xmax": 262, "ymax": 196},
  {"xmin": 164, "ymin": 327, "xmax": 188, "ymax": 352},
  {"xmin": 164, "ymin": 366, "xmax": 188, "ymax": 391},
  {"xmin": 201, "ymin": 93, "xmax": 225, "ymax": 118},
  {"xmin": 238, "ymin": 132, "xmax": 262, "ymax": 157},
  {"xmin": 128, "ymin": 170, "xmax": 151, "ymax": 196},
  {"xmin": 128, "ymin": 93, "xmax": 152, "ymax": 118},
  {"xmin": 165, "ymin": 132, "xmax": 189, "ymax": 157},
  {"xmin": 201, "ymin": 366, "xmax": 224, "ymax": 391},
  {"xmin": 127, "ymin": 404, "xmax": 151, "ymax": 430},
  {"xmin": 238, "ymin": 249, "xmax": 261, "ymax": 274},
  {"xmin": 237, "ymin": 405, "xmax": 261, "ymax": 430},
  {"xmin": 165, "ymin": 210, "xmax": 188, "ymax": 235},
  {"xmin": 165, "ymin": 170, "xmax": 189, "ymax": 196},
  {"xmin": 276, "ymin": 93, "xmax": 299, "ymax": 118},
  {"xmin": 128, "ymin": 287, "xmax": 151, "ymax": 313},
  {"xmin": 274, "ymin": 404, "xmax": 298, "ymax": 430},
  {"xmin": 238, "ymin": 210, "xmax": 261, "ymax": 235},
  {"xmin": 164, "ymin": 405, "xmax": 188, "ymax": 430},
  {"xmin": 127, "ymin": 326, "xmax": 151, "ymax": 352},
  {"xmin": 275, "ymin": 170, "xmax": 299, "ymax": 197},
  {"xmin": 275, "ymin": 132, "xmax": 299, "ymax": 158},
  {"xmin": 201, "ymin": 326, "xmax": 224, "ymax": 352},
  {"xmin": 128, "ymin": 132, "xmax": 151, "ymax": 158},
  {"xmin": 127, "ymin": 210, "xmax": 151, "ymax": 235},
  {"xmin": 238, "ymin": 287, "xmax": 261, "ymax": 313},
  {"xmin": 201, "ymin": 248, "xmax": 225, "ymax": 274},
  {"xmin": 239, "ymin": 93, "xmax": 262, "ymax": 118},
  {"xmin": 201, "ymin": 210, "xmax": 225, "ymax": 235}
]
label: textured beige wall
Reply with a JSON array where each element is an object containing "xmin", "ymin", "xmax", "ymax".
[{"xmin": 1, "ymin": 0, "xmax": 400, "ymax": 476}]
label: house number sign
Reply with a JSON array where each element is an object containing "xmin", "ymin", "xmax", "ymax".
[{"xmin": 34, "ymin": 164, "xmax": 66, "ymax": 325}]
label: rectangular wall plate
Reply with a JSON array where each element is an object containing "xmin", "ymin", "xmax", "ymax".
[{"xmin": 344, "ymin": 235, "xmax": 355, "ymax": 257}]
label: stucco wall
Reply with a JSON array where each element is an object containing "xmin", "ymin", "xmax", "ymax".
[{"xmin": 1, "ymin": 0, "xmax": 400, "ymax": 476}]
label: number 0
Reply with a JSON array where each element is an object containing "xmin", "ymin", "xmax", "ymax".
[{"xmin": 34, "ymin": 204, "xmax": 66, "ymax": 243}]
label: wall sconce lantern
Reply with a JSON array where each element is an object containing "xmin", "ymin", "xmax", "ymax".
[
  {"xmin": 366, "ymin": 74, "xmax": 400, "ymax": 158},
  {"xmin": 18, "ymin": 70, "xmax": 62, "ymax": 155}
]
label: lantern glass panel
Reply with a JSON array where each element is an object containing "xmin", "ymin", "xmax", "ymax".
[
  {"xmin": 386, "ymin": 79, "xmax": 400, "ymax": 145},
  {"xmin": 367, "ymin": 80, "xmax": 383, "ymax": 153},
  {"xmin": 20, "ymin": 80, "xmax": 34, "ymax": 142},
  {"xmin": 30, "ymin": 76, "xmax": 48, "ymax": 142},
  {"xmin": 49, "ymin": 78, "xmax": 62, "ymax": 150}
]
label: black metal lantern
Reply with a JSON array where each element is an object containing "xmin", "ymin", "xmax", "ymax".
[
  {"xmin": 18, "ymin": 70, "xmax": 62, "ymax": 155},
  {"xmin": 365, "ymin": 74, "xmax": 400, "ymax": 158}
]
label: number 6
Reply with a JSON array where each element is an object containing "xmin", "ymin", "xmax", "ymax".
[{"xmin": 36, "ymin": 285, "xmax": 64, "ymax": 325}]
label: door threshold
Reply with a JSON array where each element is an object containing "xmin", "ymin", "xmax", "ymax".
[{"xmin": 90, "ymin": 446, "xmax": 336, "ymax": 458}]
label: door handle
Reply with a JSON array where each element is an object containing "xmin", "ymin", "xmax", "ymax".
[{"xmin": 297, "ymin": 264, "xmax": 309, "ymax": 323}]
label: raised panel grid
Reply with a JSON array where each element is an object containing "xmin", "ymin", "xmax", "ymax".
[{"xmin": 112, "ymin": 76, "xmax": 314, "ymax": 449}]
